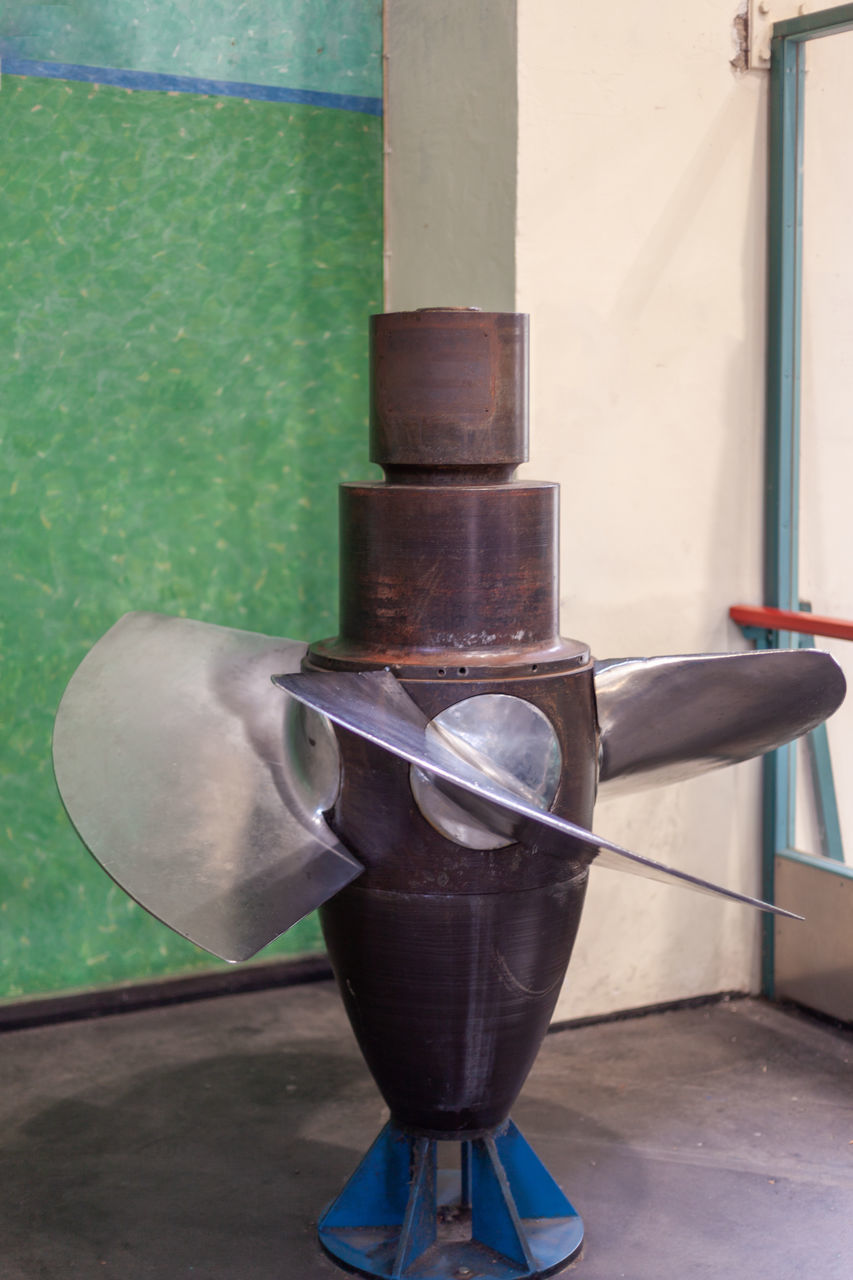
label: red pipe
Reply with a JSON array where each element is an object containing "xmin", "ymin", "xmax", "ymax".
[{"xmin": 730, "ymin": 604, "xmax": 853, "ymax": 643}]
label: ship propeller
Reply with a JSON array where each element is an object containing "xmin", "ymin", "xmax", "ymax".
[{"xmin": 54, "ymin": 610, "xmax": 846, "ymax": 961}]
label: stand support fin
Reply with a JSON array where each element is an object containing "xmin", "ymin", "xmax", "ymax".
[{"xmin": 318, "ymin": 1119, "xmax": 583, "ymax": 1280}]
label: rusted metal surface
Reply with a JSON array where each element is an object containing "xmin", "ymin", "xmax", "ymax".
[
  {"xmin": 370, "ymin": 309, "xmax": 528, "ymax": 473},
  {"xmin": 312, "ymin": 311, "xmax": 583, "ymax": 675},
  {"xmin": 311, "ymin": 482, "xmax": 584, "ymax": 670}
]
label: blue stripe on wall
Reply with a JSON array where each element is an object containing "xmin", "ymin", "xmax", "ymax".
[
  {"xmin": 0, "ymin": 0, "xmax": 382, "ymax": 99},
  {"xmin": 0, "ymin": 55, "xmax": 382, "ymax": 115}
]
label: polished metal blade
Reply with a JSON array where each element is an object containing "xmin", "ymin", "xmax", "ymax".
[
  {"xmin": 595, "ymin": 649, "xmax": 846, "ymax": 795},
  {"xmin": 272, "ymin": 669, "xmax": 801, "ymax": 919},
  {"xmin": 53, "ymin": 612, "xmax": 362, "ymax": 962}
]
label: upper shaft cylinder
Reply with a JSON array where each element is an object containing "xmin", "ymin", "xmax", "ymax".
[{"xmin": 310, "ymin": 310, "xmax": 583, "ymax": 675}]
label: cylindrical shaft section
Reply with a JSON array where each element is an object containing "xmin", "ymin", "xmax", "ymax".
[
  {"xmin": 370, "ymin": 310, "xmax": 528, "ymax": 472},
  {"xmin": 335, "ymin": 481, "xmax": 558, "ymax": 660}
]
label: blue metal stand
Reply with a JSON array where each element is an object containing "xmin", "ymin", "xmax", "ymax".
[{"xmin": 318, "ymin": 1119, "xmax": 583, "ymax": 1279}]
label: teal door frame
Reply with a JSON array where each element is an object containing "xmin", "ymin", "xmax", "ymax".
[{"xmin": 756, "ymin": 4, "xmax": 853, "ymax": 995}]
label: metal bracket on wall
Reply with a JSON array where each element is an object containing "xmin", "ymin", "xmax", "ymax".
[{"xmin": 748, "ymin": 1, "xmax": 813, "ymax": 69}]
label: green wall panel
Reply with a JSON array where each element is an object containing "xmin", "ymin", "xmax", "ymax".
[
  {"xmin": 0, "ymin": 74, "xmax": 382, "ymax": 999},
  {"xmin": 1, "ymin": 1, "xmax": 382, "ymax": 97}
]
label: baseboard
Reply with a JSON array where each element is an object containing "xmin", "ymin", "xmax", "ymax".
[
  {"xmin": 548, "ymin": 989, "xmax": 749, "ymax": 1034},
  {"xmin": 0, "ymin": 952, "xmax": 334, "ymax": 1033}
]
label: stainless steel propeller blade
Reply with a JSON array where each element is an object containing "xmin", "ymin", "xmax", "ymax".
[
  {"xmin": 53, "ymin": 612, "xmax": 362, "ymax": 962},
  {"xmin": 272, "ymin": 669, "xmax": 802, "ymax": 919},
  {"xmin": 595, "ymin": 649, "xmax": 846, "ymax": 795}
]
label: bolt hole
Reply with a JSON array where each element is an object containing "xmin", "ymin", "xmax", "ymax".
[
  {"xmin": 457, "ymin": 667, "xmax": 467, "ymax": 676},
  {"xmin": 531, "ymin": 664, "xmax": 538, "ymax": 672},
  {"xmin": 437, "ymin": 668, "xmax": 446, "ymax": 677}
]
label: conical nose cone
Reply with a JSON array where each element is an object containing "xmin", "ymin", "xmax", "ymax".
[{"xmin": 321, "ymin": 873, "xmax": 588, "ymax": 1134}]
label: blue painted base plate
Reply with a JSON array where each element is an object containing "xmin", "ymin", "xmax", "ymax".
[{"xmin": 318, "ymin": 1119, "xmax": 583, "ymax": 1280}]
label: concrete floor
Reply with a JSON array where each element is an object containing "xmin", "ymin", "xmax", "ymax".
[{"xmin": 0, "ymin": 983, "xmax": 850, "ymax": 1280}]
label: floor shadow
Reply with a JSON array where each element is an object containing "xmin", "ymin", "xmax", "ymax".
[{"xmin": 0, "ymin": 1040, "xmax": 624, "ymax": 1280}]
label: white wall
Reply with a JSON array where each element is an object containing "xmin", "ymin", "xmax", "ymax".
[
  {"xmin": 516, "ymin": 2, "xmax": 769, "ymax": 1018},
  {"xmin": 386, "ymin": 0, "xmax": 773, "ymax": 1018}
]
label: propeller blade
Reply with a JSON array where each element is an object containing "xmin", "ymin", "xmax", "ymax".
[
  {"xmin": 595, "ymin": 649, "xmax": 846, "ymax": 795},
  {"xmin": 273, "ymin": 669, "xmax": 802, "ymax": 919},
  {"xmin": 53, "ymin": 612, "xmax": 362, "ymax": 962}
]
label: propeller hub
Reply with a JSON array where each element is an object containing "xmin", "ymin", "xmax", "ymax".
[{"xmin": 410, "ymin": 693, "xmax": 563, "ymax": 850}]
